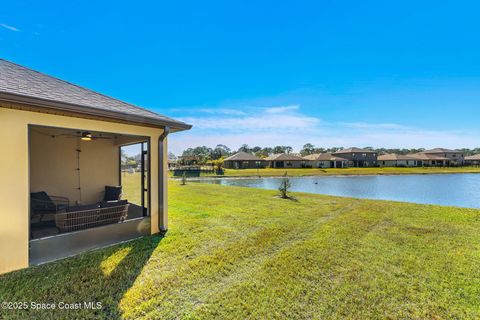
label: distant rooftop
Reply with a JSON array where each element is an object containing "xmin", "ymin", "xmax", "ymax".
[
  {"xmin": 303, "ymin": 153, "xmax": 348, "ymax": 161},
  {"xmin": 465, "ymin": 154, "xmax": 480, "ymax": 160},
  {"xmin": 224, "ymin": 152, "xmax": 264, "ymax": 162},
  {"xmin": 378, "ymin": 153, "xmax": 419, "ymax": 161},
  {"xmin": 265, "ymin": 153, "xmax": 304, "ymax": 161},
  {"xmin": 333, "ymin": 147, "xmax": 376, "ymax": 154},
  {"xmin": 0, "ymin": 59, "xmax": 191, "ymax": 131},
  {"xmin": 423, "ymin": 148, "xmax": 462, "ymax": 154}
]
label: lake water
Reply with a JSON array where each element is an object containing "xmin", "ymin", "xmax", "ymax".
[{"xmin": 194, "ymin": 174, "xmax": 480, "ymax": 208}]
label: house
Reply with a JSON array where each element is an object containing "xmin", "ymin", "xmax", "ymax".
[
  {"xmin": 265, "ymin": 153, "xmax": 305, "ymax": 168},
  {"xmin": 377, "ymin": 154, "xmax": 421, "ymax": 167},
  {"xmin": 303, "ymin": 153, "xmax": 348, "ymax": 168},
  {"xmin": 332, "ymin": 147, "xmax": 378, "ymax": 167},
  {"xmin": 465, "ymin": 154, "xmax": 480, "ymax": 166},
  {"xmin": 223, "ymin": 152, "xmax": 266, "ymax": 169},
  {"xmin": 0, "ymin": 59, "xmax": 191, "ymax": 274},
  {"xmin": 408, "ymin": 148, "xmax": 464, "ymax": 166}
]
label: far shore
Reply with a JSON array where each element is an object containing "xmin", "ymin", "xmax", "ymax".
[{"xmin": 169, "ymin": 166, "xmax": 480, "ymax": 179}]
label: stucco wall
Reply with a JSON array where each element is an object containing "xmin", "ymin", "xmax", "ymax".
[
  {"xmin": 0, "ymin": 104, "xmax": 165, "ymax": 274},
  {"xmin": 378, "ymin": 160, "xmax": 418, "ymax": 167},
  {"xmin": 29, "ymin": 130, "xmax": 119, "ymax": 204}
]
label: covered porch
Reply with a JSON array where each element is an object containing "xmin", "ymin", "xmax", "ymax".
[{"xmin": 28, "ymin": 125, "xmax": 156, "ymax": 264}]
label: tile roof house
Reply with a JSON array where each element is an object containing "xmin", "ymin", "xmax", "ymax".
[
  {"xmin": 223, "ymin": 152, "xmax": 266, "ymax": 169},
  {"xmin": 377, "ymin": 154, "xmax": 421, "ymax": 167},
  {"xmin": 332, "ymin": 147, "xmax": 378, "ymax": 167},
  {"xmin": 465, "ymin": 154, "xmax": 480, "ymax": 166},
  {"xmin": 265, "ymin": 153, "xmax": 305, "ymax": 168},
  {"xmin": 408, "ymin": 148, "xmax": 464, "ymax": 166},
  {"xmin": 303, "ymin": 153, "xmax": 348, "ymax": 168},
  {"xmin": 0, "ymin": 59, "xmax": 191, "ymax": 274}
]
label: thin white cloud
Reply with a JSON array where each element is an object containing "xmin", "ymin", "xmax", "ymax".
[
  {"xmin": 338, "ymin": 122, "xmax": 411, "ymax": 130},
  {"xmin": 167, "ymin": 104, "xmax": 480, "ymax": 155},
  {"xmin": 0, "ymin": 23, "xmax": 20, "ymax": 32},
  {"xmin": 198, "ymin": 108, "xmax": 247, "ymax": 116},
  {"xmin": 264, "ymin": 105, "xmax": 299, "ymax": 114},
  {"xmin": 181, "ymin": 114, "xmax": 319, "ymax": 131}
]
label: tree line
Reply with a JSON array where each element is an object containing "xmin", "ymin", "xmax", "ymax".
[{"xmin": 175, "ymin": 143, "xmax": 480, "ymax": 164}]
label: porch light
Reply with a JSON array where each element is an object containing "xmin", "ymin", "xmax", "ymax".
[{"xmin": 81, "ymin": 132, "xmax": 92, "ymax": 141}]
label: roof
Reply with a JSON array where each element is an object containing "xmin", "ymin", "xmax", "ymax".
[
  {"xmin": 0, "ymin": 59, "xmax": 191, "ymax": 131},
  {"xmin": 303, "ymin": 153, "xmax": 348, "ymax": 161},
  {"xmin": 423, "ymin": 148, "xmax": 462, "ymax": 154},
  {"xmin": 333, "ymin": 147, "xmax": 376, "ymax": 154},
  {"xmin": 378, "ymin": 153, "xmax": 419, "ymax": 161},
  {"xmin": 224, "ymin": 152, "xmax": 264, "ymax": 161},
  {"xmin": 407, "ymin": 152, "xmax": 449, "ymax": 160},
  {"xmin": 265, "ymin": 153, "xmax": 305, "ymax": 161},
  {"xmin": 465, "ymin": 154, "xmax": 480, "ymax": 160}
]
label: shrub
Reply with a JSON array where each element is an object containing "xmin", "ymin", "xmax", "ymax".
[
  {"xmin": 181, "ymin": 171, "xmax": 187, "ymax": 185},
  {"xmin": 278, "ymin": 172, "xmax": 292, "ymax": 199}
]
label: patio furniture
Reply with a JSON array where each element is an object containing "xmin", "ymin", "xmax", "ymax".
[
  {"xmin": 103, "ymin": 185, "xmax": 122, "ymax": 201},
  {"xmin": 30, "ymin": 191, "xmax": 69, "ymax": 221},
  {"xmin": 55, "ymin": 200, "xmax": 129, "ymax": 233}
]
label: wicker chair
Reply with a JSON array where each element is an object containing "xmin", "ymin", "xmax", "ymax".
[
  {"xmin": 31, "ymin": 191, "xmax": 69, "ymax": 221},
  {"xmin": 55, "ymin": 200, "xmax": 129, "ymax": 233}
]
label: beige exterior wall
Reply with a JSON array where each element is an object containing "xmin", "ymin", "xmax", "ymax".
[
  {"xmin": 29, "ymin": 130, "xmax": 120, "ymax": 204},
  {"xmin": 0, "ymin": 104, "xmax": 165, "ymax": 274},
  {"xmin": 270, "ymin": 160, "xmax": 304, "ymax": 168},
  {"xmin": 378, "ymin": 159, "xmax": 418, "ymax": 167}
]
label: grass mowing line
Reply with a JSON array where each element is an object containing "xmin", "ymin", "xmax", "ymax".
[
  {"xmin": 123, "ymin": 191, "xmax": 361, "ymax": 319},
  {"xmin": 183, "ymin": 201, "xmax": 364, "ymax": 316}
]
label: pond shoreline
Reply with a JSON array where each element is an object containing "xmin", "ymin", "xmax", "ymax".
[
  {"xmin": 183, "ymin": 173, "xmax": 480, "ymax": 209},
  {"xmin": 170, "ymin": 170, "xmax": 480, "ymax": 181}
]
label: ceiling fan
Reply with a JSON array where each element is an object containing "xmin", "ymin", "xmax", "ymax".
[{"xmin": 56, "ymin": 131, "xmax": 113, "ymax": 141}]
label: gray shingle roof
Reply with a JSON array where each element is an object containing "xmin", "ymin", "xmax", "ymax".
[
  {"xmin": 0, "ymin": 59, "xmax": 191, "ymax": 130},
  {"xmin": 333, "ymin": 147, "xmax": 376, "ymax": 154}
]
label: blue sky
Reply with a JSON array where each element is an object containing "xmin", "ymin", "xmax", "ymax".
[{"xmin": 1, "ymin": 1, "xmax": 480, "ymax": 154}]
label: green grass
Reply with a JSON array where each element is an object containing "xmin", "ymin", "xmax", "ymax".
[
  {"xmin": 1, "ymin": 182, "xmax": 480, "ymax": 319},
  {"xmin": 120, "ymin": 171, "xmax": 142, "ymax": 205},
  {"xmin": 197, "ymin": 166, "xmax": 480, "ymax": 177}
]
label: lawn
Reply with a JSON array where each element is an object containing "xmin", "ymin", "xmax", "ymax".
[
  {"xmin": 199, "ymin": 166, "xmax": 480, "ymax": 178},
  {"xmin": 1, "ymin": 182, "xmax": 480, "ymax": 319}
]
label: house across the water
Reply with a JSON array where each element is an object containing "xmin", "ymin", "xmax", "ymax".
[
  {"xmin": 265, "ymin": 153, "xmax": 305, "ymax": 168},
  {"xmin": 223, "ymin": 152, "xmax": 266, "ymax": 169},
  {"xmin": 408, "ymin": 148, "xmax": 464, "ymax": 166},
  {"xmin": 0, "ymin": 59, "xmax": 191, "ymax": 274},
  {"xmin": 332, "ymin": 147, "xmax": 378, "ymax": 167},
  {"xmin": 377, "ymin": 154, "xmax": 421, "ymax": 167},
  {"xmin": 465, "ymin": 154, "xmax": 480, "ymax": 166},
  {"xmin": 303, "ymin": 153, "xmax": 348, "ymax": 168}
]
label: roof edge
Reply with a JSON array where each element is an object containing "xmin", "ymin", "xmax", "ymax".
[{"xmin": 0, "ymin": 91, "xmax": 192, "ymax": 131}]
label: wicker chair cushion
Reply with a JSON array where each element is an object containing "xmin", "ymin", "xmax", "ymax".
[
  {"xmin": 104, "ymin": 186, "xmax": 122, "ymax": 201},
  {"xmin": 31, "ymin": 191, "xmax": 54, "ymax": 208}
]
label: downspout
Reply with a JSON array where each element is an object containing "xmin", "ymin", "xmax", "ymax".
[{"xmin": 158, "ymin": 126, "xmax": 170, "ymax": 232}]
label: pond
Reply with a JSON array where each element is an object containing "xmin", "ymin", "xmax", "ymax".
[{"xmin": 194, "ymin": 174, "xmax": 480, "ymax": 209}]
